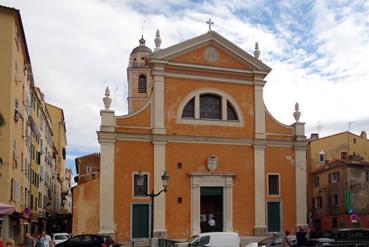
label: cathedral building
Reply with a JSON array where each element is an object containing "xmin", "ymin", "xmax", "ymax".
[{"xmin": 95, "ymin": 26, "xmax": 308, "ymax": 243}]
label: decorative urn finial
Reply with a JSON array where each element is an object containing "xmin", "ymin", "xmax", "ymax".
[
  {"xmin": 254, "ymin": 42, "xmax": 260, "ymax": 59},
  {"xmin": 154, "ymin": 29, "xmax": 162, "ymax": 51},
  {"xmin": 139, "ymin": 35, "xmax": 146, "ymax": 46},
  {"xmin": 103, "ymin": 86, "xmax": 112, "ymax": 110},
  {"xmin": 207, "ymin": 154, "xmax": 218, "ymax": 172},
  {"xmin": 293, "ymin": 102, "xmax": 301, "ymax": 122}
]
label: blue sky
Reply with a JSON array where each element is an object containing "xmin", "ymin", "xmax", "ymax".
[{"xmin": 1, "ymin": 0, "xmax": 369, "ymax": 175}]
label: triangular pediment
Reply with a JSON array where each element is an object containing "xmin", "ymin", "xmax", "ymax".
[{"xmin": 150, "ymin": 31, "xmax": 271, "ymax": 73}]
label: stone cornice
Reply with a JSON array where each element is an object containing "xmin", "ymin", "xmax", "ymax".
[{"xmin": 188, "ymin": 172, "xmax": 237, "ymax": 177}]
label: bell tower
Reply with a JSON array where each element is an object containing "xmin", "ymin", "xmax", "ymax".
[{"xmin": 127, "ymin": 35, "xmax": 153, "ymax": 113}]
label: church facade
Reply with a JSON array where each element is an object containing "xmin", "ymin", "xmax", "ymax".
[{"xmin": 97, "ymin": 29, "xmax": 308, "ymax": 242}]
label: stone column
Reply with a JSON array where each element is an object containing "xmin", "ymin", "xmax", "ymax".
[
  {"xmin": 152, "ymin": 65, "xmax": 165, "ymax": 135},
  {"xmin": 153, "ymin": 140, "xmax": 167, "ymax": 238},
  {"xmin": 98, "ymin": 87, "xmax": 116, "ymax": 235}
]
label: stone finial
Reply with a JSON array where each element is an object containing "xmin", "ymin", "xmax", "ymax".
[
  {"xmin": 293, "ymin": 102, "xmax": 301, "ymax": 122},
  {"xmin": 154, "ymin": 29, "xmax": 162, "ymax": 51},
  {"xmin": 254, "ymin": 42, "xmax": 260, "ymax": 59},
  {"xmin": 103, "ymin": 86, "xmax": 112, "ymax": 110}
]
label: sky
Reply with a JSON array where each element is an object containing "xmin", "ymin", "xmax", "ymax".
[{"xmin": 1, "ymin": 0, "xmax": 369, "ymax": 175}]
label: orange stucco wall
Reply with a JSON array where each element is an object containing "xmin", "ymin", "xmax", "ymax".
[
  {"xmin": 114, "ymin": 141, "xmax": 154, "ymax": 242},
  {"xmin": 72, "ymin": 179, "xmax": 100, "ymax": 235},
  {"xmin": 265, "ymin": 147, "xmax": 296, "ymax": 233}
]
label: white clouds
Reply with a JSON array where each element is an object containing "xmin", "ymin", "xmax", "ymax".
[{"xmin": 0, "ymin": 0, "xmax": 368, "ymax": 154}]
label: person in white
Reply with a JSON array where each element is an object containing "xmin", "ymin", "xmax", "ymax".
[
  {"xmin": 208, "ymin": 217, "xmax": 216, "ymax": 232},
  {"xmin": 41, "ymin": 231, "xmax": 52, "ymax": 247}
]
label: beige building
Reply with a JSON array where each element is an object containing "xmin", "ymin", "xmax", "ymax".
[
  {"xmin": 0, "ymin": 5, "xmax": 34, "ymax": 242},
  {"xmin": 307, "ymin": 131, "xmax": 369, "ymax": 231},
  {"xmin": 0, "ymin": 5, "xmax": 69, "ymax": 242}
]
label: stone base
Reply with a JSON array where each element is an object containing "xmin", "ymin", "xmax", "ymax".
[
  {"xmin": 254, "ymin": 226, "xmax": 267, "ymax": 236},
  {"xmin": 153, "ymin": 230, "xmax": 167, "ymax": 239}
]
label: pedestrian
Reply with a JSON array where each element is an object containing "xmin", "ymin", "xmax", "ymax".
[
  {"xmin": 34, "ymin": 234, "xmax": 44, "ymax": 247},
  {"xmin": 5, "ymin": 239, "xmax": 15, "ymax": 247},
  {"xmin": 41, "ymin": 231, "xmax": 51, "ymax": 247},
  {"xmin": 208, "ymin": 217, "xmax": 216, "ymax": 232},
  {"xmin": 24, "ymin": 233, "xmax": 34, "ymax": 247},
  {"xmin": 296, "ymin": 226, "xmax": 306, "ymax": 246},
  {"xmin": 0, "ymin": 237, "xmax": 5, "ymax": 247},
  {"xmin": 281, "ymin": 231, "xmax": 293, "ymax": 247}
]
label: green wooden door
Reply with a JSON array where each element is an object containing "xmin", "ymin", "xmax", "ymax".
[
  {"xmin": 267, "ymin": 202, "xmax": 281, "ymax": 232},
  {"xmin": 132, "ymin": 204, "xmax": 150, "ymax": 239}
]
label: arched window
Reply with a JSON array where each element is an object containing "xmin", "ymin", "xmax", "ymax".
[
  {"xmin": 227, "ymin": 101, "xmax": 238, "ymax": 120},
  {"xmin": 182, "ymin": 97, "xmax": 194, "ymax": 118},
  {"xmin": 179, "ymin": 89, "xmax": 243, "ymax": 126},
  {"xmin": 138, "ymin": 75, "xmax": 147, "ymax": 93},
  {"xmin": 200, "ymin": 94, "xmax": 221, "ymax": 119}
]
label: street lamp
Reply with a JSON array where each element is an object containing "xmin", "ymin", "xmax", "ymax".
[{"xmin": 136, "ymin": 170, "xmax": 169, "ymax": 238}]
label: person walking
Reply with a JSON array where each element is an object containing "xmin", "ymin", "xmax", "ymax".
[
  {"xmin": 34, "ymin": 234, "xmax": 44, "ymax": 247},
  {"xmin": 41, "ymin": 232, "xmax": 51, "ymax": 247},
  {"xmin": 296, "ymin": 226, "xmax": 306, "ymax": 246},
  {"xmin": 4, "ymin": 239, "xmax": 15, "ymax": 247},
  {"xmin": 0, "ymin": 237, "xmax": 5, "ymax": 247},
  {"xmin": 208, "ymin": 217, "xmax": 216, "ymax": 232},
  {"xmin": 281, "ymin": 231, "xmax": 293, "ymax": 247}
]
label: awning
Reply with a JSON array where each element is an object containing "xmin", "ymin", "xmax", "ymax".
[{"xmin": 0, "ymin": 203, "xmax": 15, "ymax": 215}]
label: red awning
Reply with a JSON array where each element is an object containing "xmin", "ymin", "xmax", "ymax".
[{"xmin": 0, "ymin": 202, "xmax": 15, "ymax": 215}]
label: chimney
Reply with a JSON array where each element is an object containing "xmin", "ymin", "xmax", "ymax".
[
  {"xmin": 360, "ymin": 131, "xmax": 367, "ymax": 139},
  {"xmin": 310, "ymin": 133, "xmax": 319, "ymax": 140}
]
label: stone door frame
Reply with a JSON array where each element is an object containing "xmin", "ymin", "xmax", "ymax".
[{"xmin": 189, "ymin": 172, "xmax": 236, "ymax": 236}]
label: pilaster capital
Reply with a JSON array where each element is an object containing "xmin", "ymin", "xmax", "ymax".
[{"xmin": 254, "ymin": 80, "xmax": 266, "ymax": 87}]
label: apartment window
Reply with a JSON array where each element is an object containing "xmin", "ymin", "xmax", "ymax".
[
  {"xmin": 313, "ymin": 197, "xmax": 323, "ymax": 209},
  {"xmin": 35, "ymin": 197, "xmax": 37, "ymax": 210},
  {"xmin": 341, "ymin": 152, "xmax": 348, "ymax": 160},
  {"xmin": 86, "ymin": 165, "xmax": 93, "ymax": 174},
  {"xmin": 30, "ymin": 194, "xmax": 33, "ymax": 210},
  {"xmin": 38, "ymin": 192, "xmax": 42, "ymax": 208},
  {"xmin": 330, "ymin": 194, "xmax": 338, "ymax": 208},
  {"xmin": 313, "ymin": 175, "xmax": 320, "ymax": 187},
  {"xmin": 366, "ymin": 170, "xmax": 369, "ymax": 182},
  {"xmin": 353, "ymin": 138, "xmax": 356, "ymax": 144},
  {"xmin": 268, "ymin": 174, "xmax": 280, "ymax": 195},
  {"xmin": 328, "ymin": 172, "xmax": 340, "ymax": 184},
  {"xmin": 133, "ymin": 173, "xmax": 148, "ymax": 197},
  {"xmin": 319, "ymin": 150, "xmax": 326, "ymax": 163}
]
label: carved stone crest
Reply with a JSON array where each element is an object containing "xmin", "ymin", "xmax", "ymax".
[
  {"xmin": 207, "ymin": 154, "xmax": 218, "ymax": 172},
  {"xmin": 203, "ymin": 47, "xmax": 218, "ymax": 63}
]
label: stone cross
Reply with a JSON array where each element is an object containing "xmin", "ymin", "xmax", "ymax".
[{"xmin": 206, "ymin": 18, "xmax": 214, "ymax": 32}]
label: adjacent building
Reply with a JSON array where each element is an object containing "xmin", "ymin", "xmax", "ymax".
[
  {"xmin": 308, "ymin": 131, "xmax": 369, "ymax": 231},
  {"xmin": 0, "ymin": 5, "xmax": 69, "ymax": 242}
]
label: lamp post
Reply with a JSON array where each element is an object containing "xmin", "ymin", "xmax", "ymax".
[{"xmin": 136, "ymin": 171, "xmax": 169, "ymax": 238}]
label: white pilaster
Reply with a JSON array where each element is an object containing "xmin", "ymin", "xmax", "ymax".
[
  {"xmin": 254, "ymin": 80, "xmax": 266, "ymax": 139},
  {"xmin": 254, "ymin": 143, "xmax": 267, "ymax": 235},
  {"xmin": 152, "ymin": 65, "xmax": 165, "ymax": 135},
  {"xmin": 295, "ymin": 145, "xmax": 307, "ymax": 227},
  {"xmin": 191, "ymin": 182, "xmax": 201, "ymax": 236},
  {"xmin": 99, "ymin": 109, "xmax": 116, "ymax": 235},
  {"xmin": 224, "ymin": 176, "xmax": 233, "ymax": 232},
  {"xmin": 153, "ymin": 140, "xmax": 167, "ymax": 237}
]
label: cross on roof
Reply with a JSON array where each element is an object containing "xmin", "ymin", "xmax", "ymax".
[{"xmin": 206, "ymin": 18, "xmax": 214, "ymax": 32}]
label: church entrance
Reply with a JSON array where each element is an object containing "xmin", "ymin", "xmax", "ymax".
[{"xmin": 200, "ymin": 187, "xmax": 223, "ymax": 232}]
